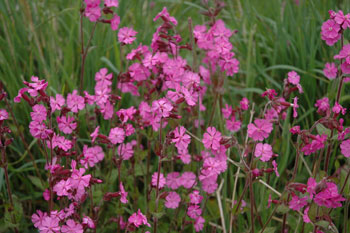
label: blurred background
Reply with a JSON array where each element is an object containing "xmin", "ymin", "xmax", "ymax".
[{"xmin": 1, "ymin": 0, "xmax": 350, "ymax": 232}]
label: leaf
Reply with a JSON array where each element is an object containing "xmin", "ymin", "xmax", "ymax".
[
  {"xmin": 28, "ymin": 175, "xmax": 45, "ymax": 191},
  {"xmin": 276, "ymin": 204, "xmax": 290, "ymax": 214},
  {"xmin": 263, "ymin": 227, "xmax": 276, "ymax": 233},
  {"xmin": 316, "ymin": 124, "xmax": 331, "ymax": 137},
  {"xmin": 101, "ymin": 56, "xmax": 119, "ymax": 74}
]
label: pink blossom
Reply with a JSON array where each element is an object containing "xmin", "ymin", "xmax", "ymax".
[
  {"xmin": 172, "ymin": 126, "xmax": 191, "ymax": 150},
  {"xmin": 119, "ymin": 182, "xmax": 128, "ymax": 204},
  {"xmin": 53, "ymin": 179, "xmax": 72, "ymax": 196},
  {"xmin": 166, "ymin": 172, "xmax": 181, "ymax": 190},
  {"xmin": 29, "ymin": 121, "xmax": 52, "ymax": 139},
  {"xmin": 323, "ymin": 62, "xmax": 337, "ymax": 79},
  {"xmin": 287, "ymin": 71, "xmax": 300, "ymax": 85},
  {"xmin": 32, "ymin": 210, "xmax": 47, "ymax": 228},
  {"xmin": 314, "ymin": 182, "xmax": 345, "ymax": 208},
  {"xmin": 262, "ymin": 89, "xmax": 277, "ymax": 100},
  {"xmin": 95, "ymin": 68, "xmax": 113, "ymax": 86},
  {"xmin": 332, "ymin": 102, "xmax": 346, "ymax": 115},
  {"xmin": 341, "ymin": 61, "xmax": 350, "ymax": 74},
  {"xmin": 43, "ymin": 189, "xmax": 50, "ymax": 201},
  {"xmin": 38, "ymin": 215, "xmax": 61, "ymax": 233},
  {"xmin": 50, "ymin": 94, "xmax": 65, "ymax": 113},
  {"xmin": 23, "ymin": 76, "xmax": 48, "ymax": 97},
  {"xmin": 85, "ymin": 5, "xmax": 101, "ymax": 22},
  {"xmin": 152, "ymin": 98, "xmax": 173, "ymax": 118},
  {"xmin": 194, "ymin": 216, "xmax": 205, "ymax": 232},
  {"xmin": 57, "ymin": 115, "xmax": 77, "ymax": 134},
  {"xmin": 187, "ymin": 205, "xmax": 202, "ymax": 219},
  {"xmin": 247, "ymin": 119, "xmax": 273, "ymax": 141},
  {"xmin": 334, "ymin": 10, "xmax": 350, "ymax": 29},
  {"xmin": 61, "ymin": 219, "xmax": 83, "ymax": 233},
  {"xmin": 117, "ymin": 142, "xmax": 134, "ymax": 160},
  {"xmin": 202, "ymin": 127, "xmax": 222, "ymax": 150},
  {"xmin": 255, "ymin": 143, "xmax": 273, "ymax": 162},
  {"xmin": 49, "ymin": 134, "xmax": 72, "ymax": 151},
  {"xmin": 129, "ymin": 63, "xmax": 150, "ymax": 81},
  {"xmin": 341, "ymin": 139, "xmax": 350, "ymax": 158},
  {"xmin": 153, "ymin": 7, "xmax": 178, "ymax": 25},
  {"xmin": 240, "ymin": 97, "xmax": 249, "ymax": 110},
  {"xmin": 31, "ymin": 104, "xmax": 47, "ymax": 122},
  {"xmin": 226, "ymin": 117, "xmax": 241, "ymax": 132},
  {"xmin": 125, "ymin": 123, "xmax": 135, "ymax": 136},
  {"xmin": 104, "ymin": 0, "xmax": 118, "ymax": 7},
  {"xmin": 0, "ymin": 109, "xmax": 9, "ymax": 121},
  {"xmin": 292, "ymin": 97, "xmax": 299, "ymax": 118},
  {"xmin": 222, "ymin": 104, "xmax": 232, "ymax": 119},
  {"xmin": 321, "ymin": 19, "xmax": 341, "ymax": 46},
  {"xmin": 128, "ymin": 209, "xmax": 151, "ymax": 228},
  {"xmin": 165, "ymin": 191, "xmax": 181, "ymax": 209},
  {"xmin": 81, "ymin": 145, "xmax": 104, "ymax": 168},
  {"xmin": 303, "ymin": 206, "xmax": 311, "ymax": 223},
  {"xmin": 180, "ymin": 172, "xmax": 197, "ymax": 189},
  {"xmin": 116, "ymin": 106, "xmax": 137, "ymax": 123},
  {"xmin": 272, "ymin": 160, "xmax": 280, "ymax": 177},
  {"xmin": 82, "ymin": 216, "xmax": 95, "ymax": 229},
  {"xmin": 152, "ymin": 172, "xmax": 165, "ymax": 188},
  {"xmin": 301, "ymin": 134, "xmax": 327, "ymax": 155},
  {"xmin": 118, "ymin": 27, "xmax": 137, "ymax": 44},
  {"xmin": 314, "ymin": 97, "xmax": 329, "ymax": 114},
  {"xmin": 189, "ymin": 190, "xmax": 203, "ymax": 204},
  {"xmin": 108, "ymin": 127, "xmax": 125, "ymax": 144},
  {"xmin": 178, "ymin": 150, "xmax": 191, "ymax": 164},
  {"xmin": 289, "ymin": 195, "xmax": 308, "ymax": 211},
  {"xmin": 290, "ymin": 125, "xmax": 301, "ymax": 134},
  {"xmin": 67, "ymin": 90, "xmax": 85, "ymax": 113},
  {"xmin": 90, "ymin": 126, "xmax": 99, "ymax": 143}
]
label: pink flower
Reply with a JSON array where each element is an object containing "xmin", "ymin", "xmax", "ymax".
[
  {"xmin": 341, "ymin": 139, "xmax": 350, "ymax": 157},
  {"xmin": 332, "ymin": 102, "xmax": 346, "ymax": 115},
  {"xmin": 38, "ymin": 215, "xmax": 61, "ymax": 233},
  {"xmin": 202, "ymin": 127, "xmax": 222, "ymax": 150},
  {"xmin": 292, "ymin": 97, "xmax": 299, "ymax": 118},
  {"xmin": 189, "ymin": 190, "xmax": 203, "ymax": 204},
  {"xmin": 32, "ymin": 210, "xmax": 47, "ymax": 228},
  {"xmin": 152, "ymin": 172, "xmax": 165, "ymax": 188},
  {"xmin": 29, "ymin": 121, "xmax": 52, "ymax": 139},
  {"xmin": 111, "ymin": 14, "xmax": 120, "ymax": 31},
  {"xmin": 226, "ymin": 117, "xmax": 241, "ymax": 132},
  {"xmin": 180, "ymin": 172, "xmax": 197, "ymax": 189},
  {"xmin": 301, "ymin": 134, "xmax": 327, "ymax": 155},
  {"xmin": 31, "ymin": 104, "xmax": 47, "ymax": 122},
  {"xmin": 119, "ymin": 182, "xmax": 128, "ymax": 204},
  {"xmin": 153, "ymin": 7, "xmax": 178, "ymax": 25},
  {"xmin": 262, "ymin": 89, "xmax": 277, "ymax": 100},
  {"xmin": 172, "ymin": 126, "xmax": 191, "ymax": 150},
  {"xmin": 0, "ymin": 109, "xmax": 9, "ymax": 121},
  {"xmin": 118, "ymin": 27, "xmax": 137, "ymax": 44},
  {"xmin": 49, "ymin": 134, "xmax": 72, "ymax": 151},
  {"xmin": 61, "ymin": 219, "xmax": 83, "ymax": 233},
  {"xmin": 323, "ymin": 62, "xmax": 337, "ymax": 79},
  {"xmin": 194, "ymin": 216, "xmax": 205, "ymax": 232},
  {"xmin": 247, "ymin": 119, "xmax": 273, "ymax": 141},
  {"xmin": 81, "ymin": 145, "xmax": 104, "ymax": 168},
  {"xmin": 240, "ymin": 97, "xmax": 249, "ymax": 110},
  {"xmin": 321, "ymin": 19, "xmax": 341, "ymax": 46},
  {"xmin": 334, "ymin": 10, "xmax": 350, "ymax": 29},
  {"xmin": 53, "ymin": 179, "xmax": 72, "ymax": 196},
  {"xmin": 289, "ymin": 195, "xmax": 308, "ymax": 211},
  {"xmin": 82, "ymin": 216, "xmax": 95, "ymax": 229},
  {"xmin": 90, "ymin": 126, "xmax": 99, "ymax": 143},
  {"xmin": 116, "ymin": 106, "xmax": 137, "ymax": 123},
  {"xmin": 166, "ymin": 172, "xmax": 181, "ymax": 190},
  {"xmin": 85, "ymin": 3, "xmax": 101, "ymax": 22},
  {"xmin": 254, "ymin": 143, "xmax": 273, "ymax": 162},
  {"xmin": 303, "ymin": 206, "xmax": 311, "ymax": 223},
  {"xmin": 23, "ymin": 76, "xmax": 48, "ymax": 97},
  {"xmin": 128, "ymin": 209, "xmax": 151, "ymax": 228},
  {"xmin": 165, "ymin": 191, "xmax": 181, "ymax": 209},
  {"xmin": 117, "ymin": 142, "xmax": 134, "ymax": 160},
  {"xmin": 104, "ymin": 0, "xmax": 118, "ymax": 7},
  {"xmin": 43, "ymin": 189, "xmax": 50, "ymax": 201},
  {"xmin": 222, "ymin": 104, "xmax": 232, "ymax": 119},
  {"xmin": 178, "ymin": 150, "xmax": 191, "ymax": 164},
  {"xmin": 152, "ymin": 98, "xmax": 173, "ymax": 118},
  {"xmin": 57, "ymin": 115, "xmax": 77, "ymax": 134},
  {"xmin": 341, "ymin": 61, "xmax": 350, "ymax": 74},
  {"xmin": 314, "ymin": 182, "xmax": 345, "ymax": 208},
  {"xmin": 95, "ymin": 68, "xmax": 113, "ymax": 86},
  {"xmin": 272, "ymin": 160, "xmax": 280, "ymax": 177},
  {"xmin": 290, "ymin": 125, "xmax": 301, "ymax": 134},
  {"xmin": 50, "ymin": 94, "xmax": 65, "ymax": 113},
  {"xmin": 187, "ymin": 205, "xmax": 202, "ymax": 219},
  {"xmin": 334, "ymin": 44, "xmax": 350, "ymax": 64},
  {"xmin": 287, "ymin": 71, "xmax": 300, "ymax": 85},
  {"xmin": 314, "ymin": 97, "xmax": 329, "ymax": 115},
  {"xmin": 108, "ymin": 127, "xmax": 125, "ymax": 144},
  {"xmin": 67, "ymin": 90, "xmax": 85, "ymax": 113}
]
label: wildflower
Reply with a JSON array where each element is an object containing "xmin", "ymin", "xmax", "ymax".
[
  {"xmin": 50, "ymin": 94, "xmax": 65, "ymax": 113},
  {"xmin": 303, "ymin": 206, "xmax": 311, "ymax": 223},
  {"xmin": 90, "ymin": 126, "xmax": 99, "ymax": 143},
  {"xmin": 334, "ymin": 10, "xmax": 350, "ymax": 29},
  {"xmin": 340, "ymin": 139, "xmax": 350, "ymax": 157},
  {"xmin": 152, "ymin": 98, "xmax": 173, "ymax": 118},
  {"xmin": 332, "ymin": 102, "xmax": 346, "ymax": 115},
  {"xmin": 53, "ymin": 179, "xmax": 72, "ymax": 197},
  {"xmin": 323, "ymin": 62, "xmax": 337, "ymax": 79},
  {"xmin": 289, "ymin": 195, "xmax": 308, "ymax": 211},
  {"xmin": 240, "ymin": 97, "xmax": 249, "ymax": 110},
  {"xmin": 85, "ymin": 5, "xmax": 101, "ymax": 22},
  {"xmin": 166, "ymin": 172, "xmax": 181, "ymax": 190},
  {"xmin": 82, "ymin": 216, "xmax": 95, "ymax": 229},
  {"xmin": 104, "ymin": 0, "xmax": 118, "ymax": 8},
  {"xmin": 165, "ymin": 191, "xmax": 181, "ymax": 209},
  {"xmin": 314, "ymin": 182, "xmax": 345, "ymax": 208},
  {"xmin": 81, "ymin": 145, "xmax": 104, "ymax": 168},
  {"xmin": 189, "ymin": 190, "xmax": 203, "ymax": 204},
  {"xmin": 247, "ymin": 119, "xmax": 273, "ymax": 141},
  {"xmin": 262, "ymin": 89, "xmax": 277, "ymax": 100},
  {"xmin": 341, "ymin": 61, "xmax": 350, "ymax": 74},
  {"xmin": 178, "ymin": 150, "xmax": 191, "ymax": 164},
  {"xmin": 29, "ymin": 121, "xmax": 52, "ymax": 139},
  {"xmin": 117, "ymin": 142, "xmax": 134, "ymax": 160},
  {"xmin": 23, "ymin": 76, "xmax": 48, "ymax": 97},
  {"xmin": 32, "ymin": 210, "xmax": 47, "ymax": 228},
  {"xmin": 153, "ymin": 7, "xmax": 178, "ymax": 25},
  {"xmin": 226, "ymin": 117, "xmax": 241, "ymax": 132},
  {"xmin": 272, "ymin": 160, "xmax": 280, "ymax": 177},
  {"xmin": 171, "ymin": 126, "xmax": 191, "ymax": 150},
  {"xmin": 118, "ymin": 27, "xmax": 137, "ymax": 44},
  {"xmin": 315, "ymin": 97, "xmax": 330, "ymax": 115},
  {"xmin": 108, "ymin": 127, "xmax": 125, "ymax": 144},
  {"xmin": 152, "ymin": 172, "xmax": 166, "ymax": 188},
  {"xmin": 321, "ymin": 19, "xmax": 341, "ymax": 46},
  {"xmin": 194, "ymin": 216, "xmax": 205, "ymax": 232},
  {"xmin": 38, "ymin": 215, "xmax": 61, "ymax": 233},
  {"xmin": 95, "ymin": 68, "xmax": 113, "ymax": 86},
  {"xmin": 61, "ymin": 219, "xmax": 83, "ymax": 233},
  {"xmin": 43, "ymin": 189, "xmax": 50, "ymax": 201},
  {"xmin": 287, "ymin": 71, "xmax": 300, "ymax": 85},
  {"xmin": 116, "ymin": 106, "xmax": 137, "ymax": 123},
  {"xmin": 119, "ymin": 182, "xmax": 128, "ymax": 204},
  {"xmin": 180, "ymin": 172, "xmax": 197, "ymax": 189},
  {"xmin": 57, "ymin": 115, "xmax": 77, "ymax": 134},
  {"xmin": 187, "ymin": 205, "xmax": 202, "ymax": 219},
  {"xmin": 31, "ymin": 104, "xmax": 47, "ymax": 122},
  {"xmin": 255, "ymin": 143, "xmax": 273, "ymax": 162},
  {"xmin": 222, "ymin": 104, "xmax": 232, "ymax": 119},
  {"xmin": 290, "ymin": 125, "xmax": 300, "ymax": 134},
  {"xmin": 67, "ymin": 90, "xmax": 85, "ymax": 113},
  {"xmin": 128, "ymin": 209, "xmax": 151, "ymax": 228},
  {"xmin": 301, "ymin": 134, "xmax": 327, "ymax": 155},
  {"xmin": 292, "ymin": 97, "xmax": 299, "ymax": 118},
  {"xmin": 0, "ymin": 109, "xmax": 8, "ymax": 121},
  {"xmin": 202, "ymin": 127, "xmax": 222, "ymax": 150}
]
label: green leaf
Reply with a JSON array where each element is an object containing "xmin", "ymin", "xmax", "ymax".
[
  {"xmin": 28, "ymin": 175, "xmax": 45, "ymax": 191},
  {"xmin": 316, "ymin": 124, "xmax": 331, "ymax": 137},
  {"xmin": 276, "ymin": 204, "xmax": 290, "ymax": 214}
]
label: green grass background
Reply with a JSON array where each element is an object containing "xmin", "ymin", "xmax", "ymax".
[{"xmin": 1, "ymin": 0, "xmax": 350, "ymax": 232}]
